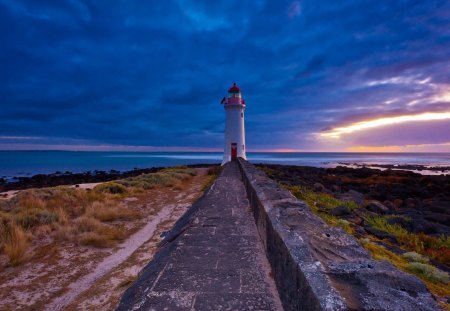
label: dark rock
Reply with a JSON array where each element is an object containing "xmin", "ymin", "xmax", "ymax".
[
  {"xmin": 332, "ymin": 185, "xmax": 341, "ymax": 192},
  {"xmin": 323, "ymin": 189, "xmax": 334, "ymax": 196},
  {"xmin": 373, "ymin": 241, "xmax": 404, "ymax": 255},
  {"xmin": 364, "ymin": 225, "xmax": 398, "ymax": 243},
  {"xmin": 364, "ymin": 200, "xmax": 389, "ymax": 214},
  {"xmin": 397, "ymin": 209, "xmax": 423, "ymax": 219},
  {"xmin": 405, "ymin": 198, "xmax": 418, "ymax": 208},
  {"xmin": 354, "ymin": 226, "xmax": 366, "ymax": 237},
  {"xmin": 327, "ymin": 260, "xmax": 437, "ymax": 311},
  {"xmin": 338, "ymin": 190, "xmax": 364, "ymax": 206},
  {"xmin": 423, "ymin": 211, "xmax": 450, "ymax": 227},
  {"xmin": 383, "ymin": 200, "xmax": 396, "ymax": 211},
  {"xmin": 313, "ymin": 182, "xmax": 325, "ymax": 192},
  {"xmin": 330, "ymin": 205, "xmax": 351, "ymax": 216},
  {"xmin": 393, "ymin": 198, "xmax": 403, "ymax": 208},
  {"xmin": 423, "ymin": 198, "xmax": 450, "ymax": 213},
  {"xmin": 316, "ymin": 203, "xmax": 328, "ymax": 212},
  {"xmin": 387, "ymin": 216, "xmax": 413, "ymax": 232}
]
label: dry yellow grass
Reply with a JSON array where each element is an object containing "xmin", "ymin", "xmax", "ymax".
[
  {"xmin": 85, "ymin": 201, "xmax": 141, "ymax": 222},
  {"xmin": 3, "ymin": 222, "xmax": 29, "ymax": 266},
  {"xmin": 0, "ymin": 166, "xmax": 198, "ymax": 265}
]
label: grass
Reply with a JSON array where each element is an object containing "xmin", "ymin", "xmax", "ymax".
[
  {"xmin": 408, "ymin": 262, "xmax": 449, "ymax": 284},
  {"xmin": 116, "ymin": 168, "xmax": 195, "ymax": 190},
  {"xmin": 288, "ymin": 185, "xmax": 358, "ymax": 211},
  {"xmin": 361, "ymin": 240, "xmax": 450, "ymax": 307},
  {"xmin": 285, "ymin": 182, "xmax": 450, "ymax": 307},
  {"xmin": 402, "ymin": 251, "xmax": 429, "ymax": 263},
  {"xmin": 200, "ymin": 166, "xmax": 223, "ymax": 192},
  {"xmin": 75, "ymin": 216, "xmax": 125, "ymax": 247},
  {"xmin": 94, "ymin": 182, "xmax": 127, "ymax": 194},
  {"xmin": 364, "ymin": 215, "xmax": 450, "ymax": 266},
  {"xmin": 2, "ymin": 222, "xmax": 29, "ymax": 266},
  {"xmin": 286, "ymin": 185, "xmax": 450, "ymax": 264},
  {"xmin": 0, "ymin": 166, "xmax": 197, "ymax": 265},
  {"xmin": 365, "ymin": 215, "xmax": 409, "ymax": 237},
  {"xmin": 286, "ymin": 185, "xmax": 356, "ymax": 233},
  {"xmin": 361, "ymin": 239, "xmax": 407, "ymax": 268},
  {"xmin": 85, "ymin": 200, "xmax": 141, "ymax": 222}
]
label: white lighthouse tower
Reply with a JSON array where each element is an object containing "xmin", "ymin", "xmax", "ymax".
[{"xmin": 221, "ymin": 82, "xmax": 246, "ymax": 165}]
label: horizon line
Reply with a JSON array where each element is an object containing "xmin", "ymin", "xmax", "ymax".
[{"xmin": 0, "ymin": 149, "xmax": 449, "ymax": 154}]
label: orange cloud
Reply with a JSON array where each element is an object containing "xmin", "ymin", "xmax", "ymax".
[
  {"xmin": 347, "ymin": 142, "xmax": 450, "ymax": 153},
  {"xmin": 320, "ymin": 111, "xmax": 450, "ymax": 139}
]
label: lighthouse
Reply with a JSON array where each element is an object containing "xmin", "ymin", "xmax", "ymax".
[{"xmin": 221, "ymin": 82, "xmax": 246, "ymax": 165}]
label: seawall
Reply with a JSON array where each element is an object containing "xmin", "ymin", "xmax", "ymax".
[{"xmin": 237, "ymin": 158, "xmax": 439, "ymax": 311}]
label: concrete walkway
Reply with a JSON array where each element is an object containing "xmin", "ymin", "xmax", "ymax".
[{"xmin": 116, "ymin": 162, "xmax": 283, "ymax": 310}]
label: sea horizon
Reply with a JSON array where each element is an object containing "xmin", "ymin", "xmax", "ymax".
[{"xmin": 1, "ymin": 150, "xmax": 449, "ymax": 179}]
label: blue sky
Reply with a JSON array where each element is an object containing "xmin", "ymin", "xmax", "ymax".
[{"xmin": 1, "ymin": 0, "xmax": 449, "ymax": 152}]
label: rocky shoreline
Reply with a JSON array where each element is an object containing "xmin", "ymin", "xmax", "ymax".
[
  {"xmin": 256, "ymin": 164, "xmax": 449, "ymax": 257},
  {"xmin": 338, "ymin": 163, "xmax": 450, "ymax": 174},
  {"xmin": 256, "ymin": 163, "xmax": 450, "ymax": 306}
]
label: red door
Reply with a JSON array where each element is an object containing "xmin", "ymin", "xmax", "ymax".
[{"xmin": 231, "ymin": 143, "xmax": 237, "ymax": 160}]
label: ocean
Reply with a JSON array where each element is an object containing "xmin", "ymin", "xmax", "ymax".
[{"xmin": 1, "ymin": 151, "xmax": 450, "ymax": 178}]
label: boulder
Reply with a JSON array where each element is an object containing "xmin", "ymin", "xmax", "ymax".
[
  {"xmin": 383, "ymin": 200, "xmax": 396, "ymax": 211},
  {"xmin": 423, "ymin": 211, "xmax": 450, "ymax": 227},
  {"xmin": 405, "ymin": 198, "xmax": 418, "ymax": 208},
  {"xmin": 313, "ymin": 182, "xmax": 325, "ymax": 192},
  {"xmin": 329, "ymin": 205, "xmax": 351, "ymax": 216},
  {"xmin": 422, "ymin": 198, "xmax": 450, "ymax": 213},
  {"xmin": 387, "ymin": 216, "xmax": 413, "ymax": 232},
  {"xmin": 364, "ymin": 226, "xmax": 397, "ymax": 243},
  {"xmin": 393, "ymin": 198, "xmax": 403, "ymax": 208},
  {"xmin": 338, "ymin": 190, "xmax": 364, "ymax": 206},
  {"xmin": 332, "ymin": 185, "xmax": 341, "ymax": 193},
  {"xmin": 364, "ymin": 200, "xmax": 390, "ymax": 214}
]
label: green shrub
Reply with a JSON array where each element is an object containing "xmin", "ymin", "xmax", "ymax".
[
  {"xmin": 408, "ymin": 262, "xmax": 449, "ymax": 284},
  {"xmin": 15, "ymin": 209, "xmax": 58, "ymax": 229},
  {"xmin": 402, "ymin": 251, "xmax": 429, "ymax": 263},
  {"xmin": 366, "ymin": 215, "xmax": 408, "ymax": 237},
  {"xmin": 288, "ymin": 186, "xmax": 358, "ymax": 211},
  {"xmin": 94, "ymin": 182, "xmax": 127, "ymax": 194},
  {"xmin": 162, "ymin": 166, "xmax": 197, "ymax": 176}
]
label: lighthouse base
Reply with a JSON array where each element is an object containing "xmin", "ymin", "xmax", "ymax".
[{"xmin": 221, "ymin": 155, "xmax": 246, "ymax": 166}]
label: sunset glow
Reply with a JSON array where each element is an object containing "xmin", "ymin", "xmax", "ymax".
[
  {"xmin": 320, "ymin": 112, "xmax": 450, "ymax": 139},
  {"xmin": 347, "ymin": 142, "xmax": 450, "ymax": 153}
]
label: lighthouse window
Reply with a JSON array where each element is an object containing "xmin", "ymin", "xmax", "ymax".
[{"xmin": 242, "ymin": 145, "xmax": 245, "ymax": 150}]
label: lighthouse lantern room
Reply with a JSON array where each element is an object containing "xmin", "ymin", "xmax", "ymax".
[{"xmin": 221, "ymin": 82, "xmax": 246, "ymax": 165}]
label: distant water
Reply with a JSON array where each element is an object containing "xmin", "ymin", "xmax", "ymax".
[{"xmin": 0, "ymin": 151, "xmax": 449, "ymax": 178}]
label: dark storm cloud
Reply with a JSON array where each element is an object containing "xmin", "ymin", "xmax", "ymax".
[{"xmin": 0, "ymin": 0, "xmax": 449, "ymax": 150}]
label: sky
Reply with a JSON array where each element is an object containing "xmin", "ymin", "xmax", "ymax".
[{"xmin": 0, "ymin": 0, "xmax": 449, "ymax": 152}]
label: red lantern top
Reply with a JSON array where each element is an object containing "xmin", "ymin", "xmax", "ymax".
[{"xmin": 228, "ymin": 82, "xmax": 241, "ymax": 93}]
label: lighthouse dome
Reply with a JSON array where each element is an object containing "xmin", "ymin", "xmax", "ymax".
[{"xmin": 228, "ymin": 83, "xmax": 241, "ymax": 93}]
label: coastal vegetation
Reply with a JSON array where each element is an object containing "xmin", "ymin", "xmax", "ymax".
[
  {"xmin": 288, "ymin": 185, "xmax": 450, "ymax": 308},
  {"xmin": 0, "ymin": 165, "xmax": 218, "ymax": 310},
  {"xmin": 260, "ymin": 164, "xmax": 450, "ymax": 308},
  {"xmin": 0, "ymin": 166, "xmax": 197, "ymax": 266},
  {"xmin": 201, "ymin": 165, "xmax": 223, "ymax": 191},
  {"xmin": 287, "ymin": 185, "xmax": 357, "ymax": 234}
]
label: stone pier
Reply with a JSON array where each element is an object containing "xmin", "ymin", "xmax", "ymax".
[{"xmin": 116, "ymin": 161, "xmax": 283, "ymax": 310}]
